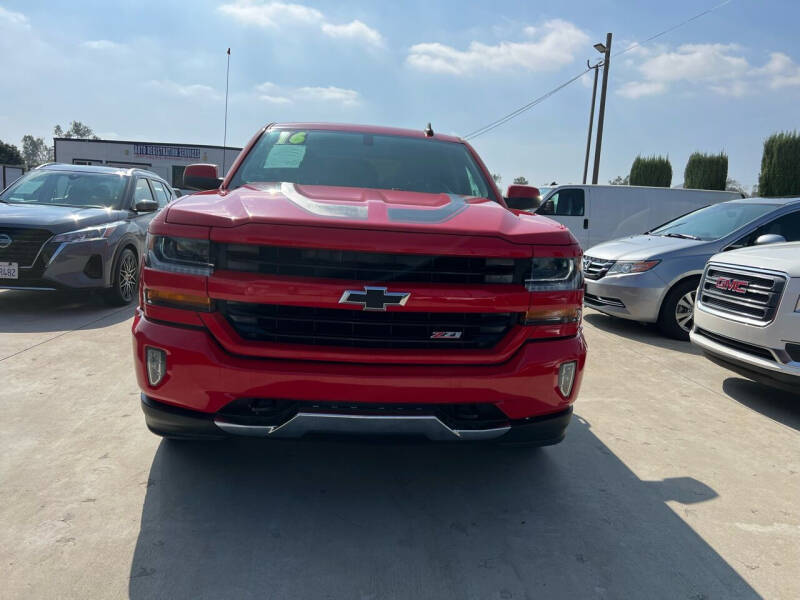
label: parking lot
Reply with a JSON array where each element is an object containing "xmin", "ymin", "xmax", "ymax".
[{"xmin": 0, "ymin": 289, "xmax": 797, "ymax": 600}]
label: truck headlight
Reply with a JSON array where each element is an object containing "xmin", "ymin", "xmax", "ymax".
[
  {"xmin": 607, "ymin": 260, "xmax": 660, "ymax": 276},
  {"xmin": 146, "ymin": 234, "xmax": 212, "ymax": 275},
  {"xmin": 51, "ymin": 222, "xmax": 124, "ymax": 243},
  {"xmin": 525, "ymin": 257, "xmax": 582, "ymax": 291}
]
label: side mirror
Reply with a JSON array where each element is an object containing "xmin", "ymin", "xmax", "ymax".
[
  {"xmin": 134, "ymin": 199, "xmax": 159, "ymax": 213},
  {"xmin": 755, "ymin": 233, "xmax": 787, "ymax": 246},
  {"xmin": 183, "ymin": 164, "xmax": 222, "ymax": 191},
  {"xmin": 505, "ymin": 185, "xmax": 541, "ymax": 211}
]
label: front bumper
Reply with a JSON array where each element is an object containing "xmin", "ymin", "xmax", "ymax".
[
  {"xmin": 133, "ymin": 312, "xmax": 586, "ymax": 442},
  {"xmin": 584, "ymin": 271, "xmax": 666, "ymax": 322},
  {"xmin": 1, "ymin": 239, "xmax": 114, "ymax": 291}
]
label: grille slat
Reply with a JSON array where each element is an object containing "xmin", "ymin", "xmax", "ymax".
[
  {"xmin": 582, "ymin": 255, "xmax": 615, "ymax": 280},
  {"xmin": 219, "ymin": 244, "xmax": 527, "ymax": 285},
  {"xmin": 0, "ymin": 227, "xmax": 52, "ymax": 267},
  {"xmin": 699, "ymin": 266, "xmax": 786, "ymax": 324},
  {"xmin": 221, "ymin": 301, "xmax": 518, "ymax": 350}
]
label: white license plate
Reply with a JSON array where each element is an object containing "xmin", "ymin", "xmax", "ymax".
[{"xmin": 0, "ymin": 262, "xmax": 18, "ymax": 279}]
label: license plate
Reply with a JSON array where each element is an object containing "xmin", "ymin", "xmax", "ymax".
[{"xmin": 0, "ymin": 262, "xmax": 18, "ymax": 279}]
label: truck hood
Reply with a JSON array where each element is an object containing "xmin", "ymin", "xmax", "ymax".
[
  {"xmin": 165, "ymin": 182, "xmax": 576, "ymax": 245},
  {"xmin": 710, "ymin": 242, "xmax": 800, "ymax": 277},
  {"xmin": 585, "ymin": 234, "xmax": 706, "ymax": 261},
  {"xmin": 0, "ymin": 203, "xmax": 126, "ymax": 233}
]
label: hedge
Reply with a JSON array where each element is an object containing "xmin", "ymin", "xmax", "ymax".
[
  {"xmin": 684, "ymin": 152, "xmax": 728, "ymax": 190},
  {"xmin": 629, "ymin": 155, "xmax": 672, "ymax": 187},
  {"xmin": 758, "ymin": 131, "xmax": 800, "ymax": 197}
]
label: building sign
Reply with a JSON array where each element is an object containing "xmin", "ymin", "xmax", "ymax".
[{"xmin": 133, "ymin": 144, "xmax": 201, "ymax": 160}]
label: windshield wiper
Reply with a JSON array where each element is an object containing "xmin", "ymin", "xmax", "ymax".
[{"xmin": 664, "ymin": 232, "xmax": 700, "ymax": 240}]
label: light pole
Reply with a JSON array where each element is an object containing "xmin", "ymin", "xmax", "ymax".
[
  {"xmin": 582, "ymin": 60, "xmax": 601, "ymax": 184},
  {"xmin": 591, "ymin": 33, "xmax": 612, "ymax": 185}
]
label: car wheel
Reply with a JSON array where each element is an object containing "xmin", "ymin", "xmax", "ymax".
[
  {"xmin": 658, "ymin": 278, "xmax": 699, "ymax": 340},
  {"xmin": 105, "ymin": 247, "xmax": 138, "ymax": 306}
]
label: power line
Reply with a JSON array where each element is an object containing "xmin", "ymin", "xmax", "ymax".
[{"xmin": 463, "ymin": 0, "xmax": 735, "ymax": 141}]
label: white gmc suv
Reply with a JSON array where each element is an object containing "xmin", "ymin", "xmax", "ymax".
[{"xmin": 691, "ymin": 242, "xmax": 800, "ymax": 393}]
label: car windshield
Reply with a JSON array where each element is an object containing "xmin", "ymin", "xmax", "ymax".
[
  {"xmin": 650, "ymin": 202, "xmax": 779, "ymax": 241},
  {"xmin": 0, "ymin": 170, "xmax": 129, "ymax": 209},
  {"xmin": 229, "ymin": 129, "xmax": 493, "ymax": 199}
]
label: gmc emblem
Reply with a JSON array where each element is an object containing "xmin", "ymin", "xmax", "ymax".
[{"xmin": 715, "ymin": 277, "xmax": 749, "ymax": 294}]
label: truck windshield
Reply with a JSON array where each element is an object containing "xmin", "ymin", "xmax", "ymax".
[
  {"xmin": 228, "ymin": 129, "xmax": 493, "ymax": 199},
  {"xmin": 0, "ymin": 170, "xmax": 129, "ymax": 209},
  {"xmin": 650, "ymin": 202, "xmax": 779, "ymax": 241}
]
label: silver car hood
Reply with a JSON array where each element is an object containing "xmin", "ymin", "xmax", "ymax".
[
  {"xmin": 585, "ymin": 235, "xmax": 705, "ymax": 261},
  {"xmin": 709, "ymin": 242, "xmax": 800, "ymax": 277}
]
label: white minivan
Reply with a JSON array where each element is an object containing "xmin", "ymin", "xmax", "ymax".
[{"xmin": 532, "ymin": 185, "xmax": 744, "ymax": 248}]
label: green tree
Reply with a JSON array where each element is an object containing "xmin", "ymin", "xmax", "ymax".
[
  {"xmin": 21, "ymin": 135, "xmax": 51, "ymax": 169},
  {"xmin": 684, "ymin": 152, "xmax": 728, "ymax": 190},
  {"xmin": 513, "ymin": 176, "xmax": 529, "ymax": 185},
  {"xmin": 725, "ymin": 178, "xmax": 747, "ymax": 195},
  {"xmin": 608, "ymin": 175, "xmax": 629, "ymax": 185},
  {"xmin": 54, "ymin": 121, "xmax": 99, "ymax": 139},
  {"xmin": 758, "ymin": 131, "xmax": 800, "ymax": 197},
  {"xmin": 629, "ymin": 155, "xmax": 672, "ymax": 187},
  {"xmin": 0, "ymin": 139, "xmax": 23, "ymax": 165}
]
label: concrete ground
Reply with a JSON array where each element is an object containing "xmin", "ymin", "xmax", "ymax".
[{"xmin": 0, "ymin": 289, "xmax": 797, "ymax": 600}]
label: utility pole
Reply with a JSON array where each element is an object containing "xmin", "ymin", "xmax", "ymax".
[
  {"xmin": 222, "ymin": 47, "xmax": 231, "ymax": 177},
  {"xmin": 591, "ymin": 33, "xmax": 612, "ymax": 185},
  {"xmin": 582, "ymin": 61, "xmax": 601, "ymax": 184}
]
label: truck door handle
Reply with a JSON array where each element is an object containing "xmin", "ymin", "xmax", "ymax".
[{"xmin": 583, "ymin": 219, "xmax": 589, "ymax": 229}]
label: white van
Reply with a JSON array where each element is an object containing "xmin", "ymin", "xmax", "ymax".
[{"xmin": 532, "ymin": 185, "xmax": 744, "ymax": 248}]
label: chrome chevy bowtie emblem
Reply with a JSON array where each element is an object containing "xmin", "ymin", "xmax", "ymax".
[
  {"xmin": 338, "ymin": 286, "xmax": 411, "ymax": 311},
  {"xmin": 0, "ymin": 234, "xmax": 11, "ymax": 249}
]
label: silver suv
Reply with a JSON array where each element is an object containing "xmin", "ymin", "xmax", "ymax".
[
  {"xmin": 691, "ymin": 242, "xmax": 800, "ymax": 393},
  {"xmin": 583, "ymin": 197, "xmax": 800, "ymax": 339}
]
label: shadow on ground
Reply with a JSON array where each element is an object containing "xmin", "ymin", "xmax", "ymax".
[
  {"xmin": 723, "ymin": 377, "xmax": 800, "ymax": 432},
  {"xmin": 0, "ymin": 289, "xmax": 133, "ymax": 333},
  {"xmin": 130, "ymin": 416, "xmax": 758, "ymax": 600},
  {"xmin": 583, "ymin": 310, "xmax": 700, "ymax": 355}
]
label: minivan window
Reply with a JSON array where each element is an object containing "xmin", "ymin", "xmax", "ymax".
[
  {"xmin": 650, "ymin": 202, "xmax": 779, "ymax": 241},
  {"xmin": 751, "ymin": 210, "xmax": 800, "ymax": 242},
  {"xmin": 0, "ymin": 170, "xmax": 128, "ymax": 209},
  {"xmin": 537, "ymin": 189, "xmax": 585, "ymax": 216},
  {"xmin": 229, "ymin": 129, "xmax": 493, "ymax": 199}
]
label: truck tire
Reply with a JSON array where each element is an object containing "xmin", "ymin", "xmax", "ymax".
[
  {"xmin": 105, "ymin": 247, "xmax": 138, "ymax": 306},
  {"xmin": 658, "ymin": 278, "xmax": 700, "ymax": 340}
]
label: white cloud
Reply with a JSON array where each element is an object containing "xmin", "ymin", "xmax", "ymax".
[
  {"xmin": 618, "ymin": 44, "xmax": 800, "ymax": 99},
  {"xmin": 0, "ymin": 6, "xmax": 29, "ymax": 29},
  {"xmin": 218, "ymin": 1, "xmax": 322, "ymax": 27},
  {"xmin": 81, "ymin": 40, "xmax": 123, "ymax": 50},
  {"xmin": 145, "ymin": 79, "xmax": 222, "ymax": 101},
  {"xmin": 406, "ymin": 19, "xmax": 589, "ymax": 75},
  {"xmin": 219, "ymin": 1, "xmax": 382, "ymax": 48},
  {"xmin": 253, "ymin": 82, "xmax": 361, "ymax": 106},
  {"xmin": 321, "ymin": 20, "xmax": 383, "ymax": 47},
  {"xmin": 617, "ymin": 81, "xmax": 667, "ymax": 99}
]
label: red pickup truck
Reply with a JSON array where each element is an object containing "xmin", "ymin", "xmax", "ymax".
[{"xmin": 132, "ymin": 123, "xmax": 586, "ymax": 445}]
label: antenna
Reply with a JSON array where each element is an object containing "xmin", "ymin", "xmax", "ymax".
[
  {"xmin": 424, "ymin": 122, "xmax": 434, "ymax": 137},
  {"xmin": 222, "ymin": 47, "xmax": 231, "ymax": 177}
]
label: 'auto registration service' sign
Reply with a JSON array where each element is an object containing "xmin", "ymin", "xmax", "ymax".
[{"xmin": 133, "ymin": 144, "xmax": 201, "ymax": 160}]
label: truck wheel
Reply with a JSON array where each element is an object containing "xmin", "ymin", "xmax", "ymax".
[
  {"xmin": 658, "ymin": 279, "xmax": 699, "ymax": 340},
  {"xmin": 105, "ymin": 247, "xmax": 138, "ymax": 306}
]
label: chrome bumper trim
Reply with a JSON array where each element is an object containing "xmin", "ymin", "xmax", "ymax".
[{"xmin": 213, "ymin": 412, "xmax": 511, "ymax": 441}]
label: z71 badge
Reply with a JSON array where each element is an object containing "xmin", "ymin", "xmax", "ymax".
[{"xmin": 430, "ymin": 331, "xmax": 463, "ymax": 339}]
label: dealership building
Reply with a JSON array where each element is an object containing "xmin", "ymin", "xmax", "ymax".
[{"xmin": 54, "ymin": 138, "xmax": 243, "ymax": 187}]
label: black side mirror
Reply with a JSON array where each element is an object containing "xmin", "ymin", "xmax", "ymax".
[
  {"xmin": 505, "ymin": 196, "xmax": 539, "ymax": 211},
  {"xmin": 135, "ymin": 199, "xmax": 159, "ymax": 213},
  {"xmin": 183, "ymin": 164, "xmax": 223, "ymax": 191}
]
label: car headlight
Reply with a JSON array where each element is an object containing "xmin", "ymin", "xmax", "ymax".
[
  {"xmin": 607, "ymin": 260, "xmax": 660, "ymax": 276},
  {"xmin": 525, "ymin": 257, "xmax": 582, "ymax": 291},
  {"xmin": 51, "ymin": 222, "xmax": 124, "ymax": 244},
  {"xmin": 146, "ymin": 234, "xmax": 212, "ymax": 275}
]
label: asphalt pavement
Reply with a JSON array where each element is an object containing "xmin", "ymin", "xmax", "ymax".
[{"xmin": 0, "ymin": 289, "xmax": 797, "ymax": 599}]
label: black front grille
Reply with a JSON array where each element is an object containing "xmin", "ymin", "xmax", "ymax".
[
  {"xmin": 217, "ymin": 244, "xmax": 529, "ymax": 285},
  {"xmin": 695, "ymin": 328, "xmax": 776, "ymax": 362},
  {"xmin": 0, "ymin": 227, "xmax": 52, "ymax": 266},
  {"xmin": 582, "ymin": 255, "xmax": 614, "ymax": 280},
  {"xmin": 786, "ymin": 343, "xmax": 800, "ymax": 362},
  {"xmin": 699, "ymin": 266, "xmax": 786, "ymax": 323},
  {"xmin": 220, "ymin": 301, "xmax": 518, "ymax": 350}
]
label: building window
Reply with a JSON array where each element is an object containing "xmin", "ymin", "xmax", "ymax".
[{"xmin": 172, "ymin": 165, "xmax": 186, "ymax": 187}]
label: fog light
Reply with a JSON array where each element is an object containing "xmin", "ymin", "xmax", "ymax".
[
  {"xmin": 146, "ymin": 347, "xmax": 167, "ymax": 386},
  {"xmin": 558, "ymin": 361, "xmax": 577, "ymax": 398}
]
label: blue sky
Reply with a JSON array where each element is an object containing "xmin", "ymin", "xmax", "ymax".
[{"xmin": 2, "ymin": 0, "xmax": 800, "ymax": 191}]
